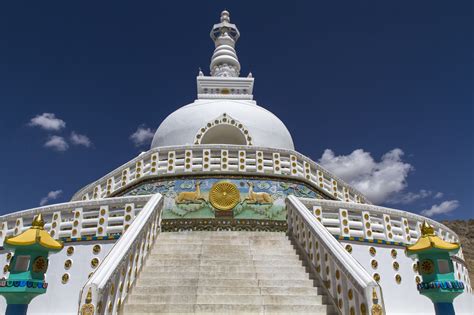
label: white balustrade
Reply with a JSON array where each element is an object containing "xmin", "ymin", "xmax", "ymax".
[
  {"xmin": 78, "ymin": 193, "xmax": 163, "ymax": 315},
  {"xmin": 297, "ymin": 198, "xmax": 460, "ymax": 245},
  {"xmin": 71, "ymin": 145, "xmax": 369, "ymax": 205},
  {"xmin": 0, "ymin": 196, "xmax": 151, "ymax": 246},
  {"xmin": 287, "ymin": 196, "xmax": 384, "ymax": 315}
]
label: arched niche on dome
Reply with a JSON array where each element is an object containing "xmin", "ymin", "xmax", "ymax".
[{"xmin": 194, "ymin": 113, "xmax": 252, "ymax": 146}]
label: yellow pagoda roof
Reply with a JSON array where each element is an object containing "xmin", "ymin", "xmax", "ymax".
[
  {"xmin": 4, "ymin": 214, "xmax": 63, "ymax": 250},
  {"xmin": 407, "ymin": 221, "xmax": 460, "ymax": 253}
]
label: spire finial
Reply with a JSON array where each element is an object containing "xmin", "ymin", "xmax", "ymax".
[
  {"xmin": 221, "ymin": 10, "xmax": 230, "ymax": 23},
  {"xmin": 32, "ymin": 214, "xmax": 45, "ymax": 229},
  {"xmin": 209, "ymin": 10, "xmax": 241, "ymax": 77},
  {"xmin": 421, "ymin": 221, "xmax": 435, "ymax": 236}
]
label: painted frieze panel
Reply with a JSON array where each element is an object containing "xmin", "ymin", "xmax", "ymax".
[{"xmin": 123, "ymin": 178, "xmax": 325, "ymax": 220}]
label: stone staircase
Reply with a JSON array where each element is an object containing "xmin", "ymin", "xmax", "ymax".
[{"xmin": 123, "ymin": 231, "xmax": 336, "ymax": 314}]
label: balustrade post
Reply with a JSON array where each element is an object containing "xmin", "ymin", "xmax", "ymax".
[
  {"xmin": 362, "ymin": 211, "xmax": 373, "ymax": 240},
  {"xmin": 97, "ymin": 206, "xmax": 109, "ymax": 237},
  {"xmin": 72, "ymin": 208, "xmax": 83, "ymax": 238},
  {"xmin": 382, "ymin": 214, "xmax": 394, "ymax": 241},
  {"xmin": 14, "ymin": 218, "xmax": 23, "ymax": 236},
  {"xmin": 339, "ymin": 209, "xmax": 350, "ymax": 237}
]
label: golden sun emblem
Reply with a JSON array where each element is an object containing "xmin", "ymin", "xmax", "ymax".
[
  {"xmin": 32, "ymin": 256, "xmax": 48, "ymax": 273},
  {"xmin": 209, "ymin": 182, "xmax": 240, "ymax": 210},
  {"xmin": 420, "ymin": 259, "xmax": 435, "ymax": 275}
]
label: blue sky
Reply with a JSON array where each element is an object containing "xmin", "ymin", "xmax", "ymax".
[{"xmin": 0, "ymin": 1, "xmax": 472, "ymax": 219}]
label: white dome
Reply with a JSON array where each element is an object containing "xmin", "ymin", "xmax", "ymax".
[{"xmin": 151, "ymin": 99, "xmax": 294, "ymax": 150}]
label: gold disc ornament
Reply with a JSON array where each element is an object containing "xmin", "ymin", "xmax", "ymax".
[{"xmin": 209, "ymin": 182, "xmax": 240, "ymax": 210}]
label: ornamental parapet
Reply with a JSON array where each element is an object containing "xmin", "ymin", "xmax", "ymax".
[
  {"xmin": 0, "ymin": 196, "xmax": 151, "ymax": 246},
  {"xmin": 297, "ymin": 198, "xmax": 460, "ymax": 249},
  {"xmin": 71, "ymin": 145, "xmax": 370, "ymax": 205}
]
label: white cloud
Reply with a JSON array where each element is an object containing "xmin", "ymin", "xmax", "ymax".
[
  {"xmin": 388, "ymin": 189, "xmax": 433, "ymax": 205},
  {"xmin": 130, "ymin": 125, "xmax": 155, "ymax": 146},
  {"xmin": 40, "ymin": 190, "xmax": 63, "ymax": 206},
  {"xmin": 319, "ymin": 148, "xmax": 413, "ymax": 204},
  {"xmin": 70, "ymin": 131, "xmax": 92, "ymax": 147},
  {"xmin": 29, "ymin": 113, "xmax": 66, "ymax": 131},
  {"xmin": 44, "ymin": 135, "xmax": 69, "ymax": 151},
  {"xmin": 421, "ymin": 200, "xmax": 459, "ymax": 217},
  {"xmin": 434, "ymin": 192, "xmax": 444, "ymax": 199}
]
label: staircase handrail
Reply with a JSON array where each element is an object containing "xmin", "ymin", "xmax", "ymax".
[
  {"xmin": 77, "ymin": 193, "xmax": 163, "ymax": 315},
  {"xmin": 286, "ymin": 195, "xmax": 385, "ymax": 315}
]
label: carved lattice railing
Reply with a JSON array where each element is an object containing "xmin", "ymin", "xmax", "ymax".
[
  {"xmin": 0, "ymin": 196, "xmax": 151, "ymax": 246},
  {"xmin": 297, "ymin": 198, "xmax": 463, "ymax": 259},
  {"xmin": 286, "ymin": 195, "xmax": 385, "ymax": 315},
  {"xmin": 71, "ymin": 145, "xmax": 370, "ymax": 205},
  {"xmin": 77, "ymin": 193, "xmax": 163, "ymax": 315}
]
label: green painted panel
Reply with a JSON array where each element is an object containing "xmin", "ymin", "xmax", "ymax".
[{"xmin": 124, "ymin": 178, "xmax": 326, "ymax": 220}]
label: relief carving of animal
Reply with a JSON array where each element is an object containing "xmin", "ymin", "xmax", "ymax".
[
  {"xmin": 245, "ymin": 181, "xmax": 273, "ymax": 204},
  {"xmin": 175, "ymin": 181, "xmax": 205, "ymax": 203}
]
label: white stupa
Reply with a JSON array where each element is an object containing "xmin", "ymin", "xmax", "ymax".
[{"xmin": 0, "ymin": 10, "xmax": 471, "ymax": 315}]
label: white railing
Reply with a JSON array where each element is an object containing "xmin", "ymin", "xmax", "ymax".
[
  {"xmin": 287, "ymin": 196, "xmax": 384, "ymax": 315},
  {"xmin": 71, "ymin": 145, "xmax": 370, "ymax": 205},
  {"xmin": 78, "ymin": 193, "xmax": 163, "ymax": 315},
  {"xmin": 298, "ymin": 198, "xmax": 460, "ymax": 245},
  {"xmin": 0, "ymin": 196, "xmax": 151, "ymax": 246}
]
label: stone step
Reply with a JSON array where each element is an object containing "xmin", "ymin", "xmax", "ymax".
[
  {"xmin": 123, "ymin": 303, "xmax": 195, "ymax": 314},
  {"xmin": 135, "ymin": 279, "xmax": 200, "ymax": 287},
  {"xmin": 139, "ymin": 271, "xmax": 310, "ymax": 281},
  {"xmin": 132, "ymin": 286, "xmax": 198, "ymax": 295},
  {"xmin": 264, "ymin": 304, "xmax": 328, "ymax": 314},
  {"xmin": 263, "ymin": 295, "xmax": 323, "ymax": 305},
  {"xmin": 258, "ymin": 279, "xmax": 315, "ymax": 287},
  {"xmin": 145, "ymin": 259, "xmax": 304, "ymax": 268},
  {"xmin": 201, "ymin": 259, "xmax": 303, "ymax": 267},
  {"xmin": 141, "ymin": 265, "xmax": 306, "ymax": 274},
  {"xmin": 196, "ymin": 295, "xmax": 263, "ymax": 305},
  {"xmin": 152, "ymin": 238, "xmax": 293, "ymax": 248},
  {"xmin": 125, "ymin": 231, "xmax": 330, "ymax": 314},
  {"xmin": 194, "ymin": 304, "xmax": 262, "ymax": 314},
  {"xmin": 128, "ymin": 294, "xmax": 197, "ymax": 304},
  {"xmin": 196, "ymin": 287, "xmax": 260, "ymax": 296},
  {"xmin": 260, "ymin": 286, "xmax": 322, "ymax": 296},
  {"xmin": 148, "ymin": 253, "xmax": 301, "ymax": 261},
  {"xmin": 158, "ymin": 231, "xmax": 286, "ymax": 237},
  {"xmin": 157, "ymin": 236, "xmax": 289, "ymax": 242},
  {"xmin": 131, "ymin": 286, "xmax": 322, "ymax": 297}
]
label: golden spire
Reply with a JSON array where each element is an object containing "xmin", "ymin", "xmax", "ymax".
[
  {"xmin": 421, "ymin": 221, "xmax": 435, "ymax": 236},
  {"xmin": 31, "ymin": 214, "xmax": 45, "ymax": 229},
  {"xmin": 4, "ymin": 214, "xmax": 63, "ymax": 250},
  {"xmin": 406, "ymin": 221, "xmax": 460, "ymax": 253}
]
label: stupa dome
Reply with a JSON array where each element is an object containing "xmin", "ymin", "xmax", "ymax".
[{"xmin": 151, "ymin": 99, "xmax": 295, "ymax": 150}]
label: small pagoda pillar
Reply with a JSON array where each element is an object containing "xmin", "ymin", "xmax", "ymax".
[
  {"xmin": 406, "ymin": 221, "xmax": 464, "ymax": 315},
  {"xmin": 0, "ymin": 214, "xmax": 63, "ymax": 315}
]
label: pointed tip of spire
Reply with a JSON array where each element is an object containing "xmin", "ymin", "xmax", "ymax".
[
  {"xmin": 32, "ymin": 214, "xmax": 45, "ymax": 229},
  {"xmin": 221, "ymin": 10, "xmax": 230, "ymax": 23},
  {"xmin": 421, "ymin": 221, "xmax": 435, "ymax": 236}
]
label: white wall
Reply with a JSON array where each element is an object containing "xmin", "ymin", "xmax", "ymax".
[
  {"xmin": 0, "ymin": 241, "xmax": 115, "ymax": 314},
  {"xmin": 344, "ymin": 241, "xmax": 473, "ymax": 315}
]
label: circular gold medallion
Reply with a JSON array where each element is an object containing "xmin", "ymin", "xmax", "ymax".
[
  {"xmin": 420, "ymin": 259, "xmax": 435, "ymax": 274},
  {"xmin": 33, "ymin": 256, "xmax": 48, "ymax": 273},
  {"xmin": 209, "ymin": 181, "xmax": 240, "ymax": 211}
]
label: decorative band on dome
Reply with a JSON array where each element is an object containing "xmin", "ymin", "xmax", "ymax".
[{"xmin": 194, "ymin": 113, "xmax": 252, "ymax": 146}]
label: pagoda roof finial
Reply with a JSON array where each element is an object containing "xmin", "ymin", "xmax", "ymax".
[
  {"xmin": 209, "ymin": 10, "xmax": 241, "ymax": 77},
  {"xmin": 4, "ymin": 214, "xmax": 63, "ymax": 250},
  {"xmin": 221, "ymin": 10, "xmax": 230, "ymax": 23},
  {"xmin": 406, "ymin": 221, "xmax": 460, "ymax": 254},
  {"xmin": 32, "ymin": 213, "xmax": 45, "ymax": 229}
]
